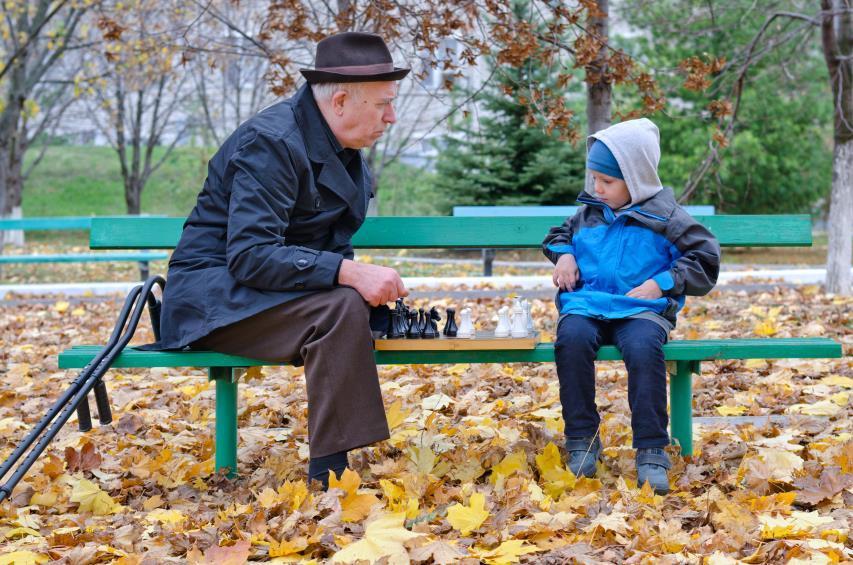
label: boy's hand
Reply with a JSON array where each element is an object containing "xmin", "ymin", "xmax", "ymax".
[
  {"xmin": 553, "ymin": 254, "xmax": 580, "ymax": 291},
  {"xmin": 626, "ymin": 279, "xmax": 663, "ymax": 299}
]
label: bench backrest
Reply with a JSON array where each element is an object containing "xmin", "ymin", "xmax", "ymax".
[
  {"xmin": 453, "ymin": 205, "xmax": 716, "ymax": 217},
  {"xmin": 90, "ymin": 215, "xmax": 813, "ymax": 250},
  {"xmin": 0, "ymin": 217, "xmax": 93, "ymax": 230}
]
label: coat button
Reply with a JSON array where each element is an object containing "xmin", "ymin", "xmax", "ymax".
[
  {"xmin": 296, "ymin": 258, "xmax": 308, "ymax": 267},
  {"xmin": 314, "ymin": 196, "xmax": 321, "ymax": 208}
]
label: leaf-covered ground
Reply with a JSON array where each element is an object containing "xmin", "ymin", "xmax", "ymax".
[{"xmin": 0, "ymin": 285, "xmax": 850, "ymax": 564}]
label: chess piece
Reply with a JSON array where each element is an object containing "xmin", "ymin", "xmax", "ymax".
[
  {"xmin": 417, "ymin": 308, "xmax": 427, "ymax": 337},
  {"xmin": 494, "ymin": 306, "xmax": 510, "ymax": 338},
  {"xmin": 388, "ymin": 306, "xmax": 405, "ymax": 339},
  {"xmin": 443, "ymin": 307, "xmax": 458, "ymax": 337},
  {"xmin": 524, "ymin": 300, "xmax": 534, "ymax": 334},
  {"xmin": 422, "ymin": 307, "xmax": 441, "ymax": 339},
  {"xmin": 511, "ymin": 301, "xmax": 527, "ymax": 338},
  {"xmin": 406, "ymin": 310, "xmax": 420, "ymax": 338},
  {"xmin": 457, "ymin": 308, "xmax": 475, "ymax": 338}
]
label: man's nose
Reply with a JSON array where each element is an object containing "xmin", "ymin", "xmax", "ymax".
[{"xmin": 383, "ymin": 104, "xmax": 396, "ymax": 124}]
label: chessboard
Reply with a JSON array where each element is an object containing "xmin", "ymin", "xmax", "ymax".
[{"xmin": 375, "ymin": 331, "xmax": 540, "ymax": 351}]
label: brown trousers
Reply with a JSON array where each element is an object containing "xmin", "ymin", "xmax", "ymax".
[{"xmin": 194, "ymin": 287, "xmax": 390, "ymax": 458}]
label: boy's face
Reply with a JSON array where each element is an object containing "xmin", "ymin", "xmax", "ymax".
[{"xmin": 591, "ymin": 171, "xmax": 631, "ymax": 209}]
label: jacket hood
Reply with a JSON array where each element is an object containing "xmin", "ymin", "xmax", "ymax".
[{"xmin": 586, "ymin": 118, "xmax": 663, "ymax": 207}]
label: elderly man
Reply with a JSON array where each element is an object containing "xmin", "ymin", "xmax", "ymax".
[{"xmin": 156, "ymin": 32, "xmax": 409, "ymax": 487}]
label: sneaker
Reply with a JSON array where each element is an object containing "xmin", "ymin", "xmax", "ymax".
[
  {"xmin": 636, "ymin": 447, "xmax": 671, "ymax": 495},
  {"xmin": 565, "ymin": 436, "xmax": 601, "ymax": 478}
]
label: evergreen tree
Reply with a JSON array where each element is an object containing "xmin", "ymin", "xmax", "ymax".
[{"xmin": 434, "ymin": 40, "xmax": 586, "ymax": 207}]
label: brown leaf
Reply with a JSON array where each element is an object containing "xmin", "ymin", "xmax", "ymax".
[
  {"xmin": 65, "ymin": 442, "xmax": 102, "ymax": 473},
  {"xmin": 410, "ymin": 539, "xmax": 468, "ymax": 564},
  {"xmin": 189, "ymin": 540, "xmax": 250, "ymax": 565},
  {"xmin": 793, "ymin": 467, "xmax": 853, "ymax": 505}
]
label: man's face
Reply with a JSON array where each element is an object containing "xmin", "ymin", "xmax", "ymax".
[
  {"xmin": 334, "ymin": 81, "xmax": 398, "ymax": 149},
  {"xmin": 591, "ymin": 171, "xmax": 631, "ymax": 209}
]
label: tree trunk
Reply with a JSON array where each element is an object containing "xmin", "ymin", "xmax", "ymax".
[
  {"xmin": 826, "ymin": 139, "xmax": 852, "ymax": 293},
  {"xmin": 125, "ymin": 178, "xmax": 142, "ymax": 215},
  {"xmin": 822, "ymin": 0, "xmax": 852, "ymax": 294},
  {"xmin": 585, "ymin": 0, "xmax": 612, "ymax": 136}
]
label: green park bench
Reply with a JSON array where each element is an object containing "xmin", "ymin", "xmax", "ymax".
[
  {"xmin": 0, "ymin": 217, "xmax": 169, "ymax": 280},
  {"xmin": 57, "ymin": 215, "xmax": 842, "ymax": 477}
]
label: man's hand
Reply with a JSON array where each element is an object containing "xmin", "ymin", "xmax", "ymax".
[
  {"xmin": 338, "ymin": 259, "xmax": 408, "ymax": 306},
  {"xmin": 553, "ymin": 254, "xmax": 580, "ymax": 291},
  {"xmin": 626, "ymin": 279, "xmax": 663, "ymax": 299}
]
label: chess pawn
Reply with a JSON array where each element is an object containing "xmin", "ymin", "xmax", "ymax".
[
  {"xmin": 443, "ymin": 307, "xmax": 458, "ymax": 337},
  {"xmin": 457, "ymin": 308, "xmax": 475, "ymax": 338},
  {"xmin": 511, "ymin": 302, "xmax": 527, "ymax": 338},
  {"xmin": 406, "ymin": 310, "xmax": 420, "ymax": 338},
  {"xmin": 494, "ymin": 306, "xmax": 511, "ymax": 338},
  {"xmin": 417, "ymin": 308, "xmax": 427, "ymax": 337},
  {"xmin": 422, "ymin": 307, "xmax": 440, "ymax": 339}
]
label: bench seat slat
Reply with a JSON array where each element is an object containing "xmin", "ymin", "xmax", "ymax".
[
  {"xmin": 58, "ymin": 338, "xmax": 841, "ymax": 369},
  {"xmin": 89, "ymin": 215, "xmax": 814, "ymax": 250},
  {"xmin": 0, "ymin": 252, "xmax": 168, "ymax": 264}
]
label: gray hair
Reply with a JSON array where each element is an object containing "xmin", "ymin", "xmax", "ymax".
[{"xmin": 311, "ymin": 82, "xmax": 364, "ymax": 103}]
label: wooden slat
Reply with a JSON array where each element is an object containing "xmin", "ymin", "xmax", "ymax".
[
  {"xmin": 0, "ymin": 252, "xmax": 168, "ymax": 264},
  {"xmin": 58, "ymin": 338, "xmax": 841, "ymax": 369},
  {"xmin": 90, "ymin": 215, "xmax": 813, "ymax": 250}
]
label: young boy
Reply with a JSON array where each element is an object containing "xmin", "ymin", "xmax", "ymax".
[{"xmin": 542, "ymin": 118, "xmax": 720, "ymax": 494}]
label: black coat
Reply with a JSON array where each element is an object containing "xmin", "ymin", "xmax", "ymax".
[{"xmin": 158, "ymin": 85, "xmax": 372, "ymax": 349}]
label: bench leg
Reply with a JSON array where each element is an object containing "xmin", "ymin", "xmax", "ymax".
[
  {"xmin": 482, "ymin": 248, "xmax": 496, "ymax": 276},
  {"xmin": 210, "ymin": 367, "xmax": 238, "ymax": 478},
  {"xmin": 670, "ymin": 360, "xmax": 700, "ymax": 457}
]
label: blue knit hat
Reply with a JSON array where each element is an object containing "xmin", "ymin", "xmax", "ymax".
[{"xmin": 587, "ymin": 140, "xmax": 623, "ymax": 179}]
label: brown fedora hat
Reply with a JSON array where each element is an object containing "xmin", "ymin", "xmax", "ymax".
[{"xmin": 300, "ymin": 32, "xmax": 410, "ymax": 84}]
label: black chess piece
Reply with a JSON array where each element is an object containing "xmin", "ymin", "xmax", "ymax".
[
  {"xmin": 417, "ymin": 308, "xmax": 427, "ymax": 337},
  {"xmin": 422, "ymin": 307, "xmax": 441, "ymax": 339},
  {"xmin": 406, "ymin": 310, "xmax": 420, "ymax": 338},
  {"xmin": 388, "ymin": 307, "xmax": 404, "ymax": 339},
  {"xmin": 443, "ymin": 307, "xmax": 458, "ymax": 337}
]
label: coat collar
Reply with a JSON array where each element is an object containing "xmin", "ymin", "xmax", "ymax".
[{"xmin": 293, "ymin": 84, "xmax": 368, "ymax": 219}]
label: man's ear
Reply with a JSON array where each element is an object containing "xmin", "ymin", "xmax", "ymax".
[{"xmin": 331, "ymin": 90, "xmax": 347, "ymax": 116}]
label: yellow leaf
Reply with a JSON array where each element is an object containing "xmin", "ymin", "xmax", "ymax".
[
  {"xmin": 256, "ymin": 487, "xmax": 282, "ymax": 509},
  {"xmin": 1, "ymin": 527, "xmax": 42, "ymax": 540},
  {"xmin": 142, "ymin": 494, "xmax": 163, "ymax": 511},
  {"xmin": 754, "ymin": 319, "xmax": 778, "ymax": 336},
  {"xmin": 447, "ymin": 363, "xmax": 470, "ymax": 376},
  {"xmin": 786, "ymin": 400, "xmax": 842, "ymax": 417},
  {"xmin": 489, "ymin": 450, "xmax": 527, "ymax": 484},
  {"xmin": 583, "ymin": 511, "xmax": 631, "ymax": 536},
  {"xmin": 657, "ymin": 519, "xmax": 690, "ymax": 553},
  {"xmin": 744, "ymin": 359, "xmax": 768, "ymax": 369},
  {"xmin": 70, "ymin": 478, "xmax": 121, "ymax": 515},
  {"xmin": 331, "ymin": 512, "xmax": 423, "ymax": 564},
  {"xmin": 408, "ymin": 444, "xmax": 437, "ymax": 475},
  {"xmin": 71, "ymin": 307, "xmax": 86, "ymax": 316},
  {"xmin": 535, "ymin": 442, "xmax": 576, "ymax": 497},
  {"xmin": 472, "ymin": 539, "xmax": 539, "ymax": 565},
  {"xmin": 145, "ymin": 508, "xmax": 186, "ymax": 527},
  {"xmin": 447, "ymin": 491, "xmax": 490, "ymax": 535},
  {"xmin": 821, "ymin": 375, "xmax": 853, "ymax": 388},
  {"xmin": 756, "ymin": 449, "xmax": 804, "ymax": 482},
  {"xmin": 269, "ymin": 537, "xmax": 308, "ymax": 557},
  {"xmin": 759, "ymin": 511, "xmax": 833, "ymax": 539},
  {"xmin": 278, "ymin": 480, "xmax": 309, "ymax": 512},
  {"xmin": 54, "ymin": 301, "xmax": 70, "ymax": 313},
  {"xmin": 0, "ymin": 551, "xmax": 48, "ymax": 565},
  {"xmin": 716, "ymin": 405, "xmax": 748, "ymax": 416},
  {"xmin": 830, "ymin": 391, "xmax": 849, "ymax": 406},
  {"xmin": 385, "ymin": 400, "xmax": 410, "ymax": 430},
  {"xmin": 329, "ymin": 468, "xmax": 381, "ymax": 523}
]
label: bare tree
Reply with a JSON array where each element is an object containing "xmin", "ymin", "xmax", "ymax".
[
  {"xmin": 83, "ymin": 0, "xmax": 191, "ymax": 215},
  {"xmin": 0, "ymin": 0, "xmax": 87, "ymax": 242}
]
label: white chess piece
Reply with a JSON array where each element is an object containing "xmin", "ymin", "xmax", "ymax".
[
  {"xmin": 511, "ymin": 301, "xmax": 527, "ymax": 337},
  {"xmin": 495, "ymin": 306, "xmax": 511, "ymax": 337},
  {"xmin": 457, "ymin": 308, "xmax": 475, "ymax": 338},
  {"xmin": 524, "ymin": 300, "xmax": 534, "ymax": 334}
]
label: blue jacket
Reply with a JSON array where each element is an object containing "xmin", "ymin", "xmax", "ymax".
[{"xmin": 543, "ymin": 188, "xmax": 720, "ymax": 328}]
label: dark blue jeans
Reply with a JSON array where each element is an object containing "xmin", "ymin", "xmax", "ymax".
[{"xmin": 554, "ymin": 314, "xmax": 670, "ymax": 449}]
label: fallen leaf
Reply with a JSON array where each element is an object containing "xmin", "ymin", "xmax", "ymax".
[
  {"xmin": 331, "ymin": 512, "xmax": 424, "ymax": 564},
  {"xmin": 447, "ymin": 491, "xmax": 490, "ymax": 535}
]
